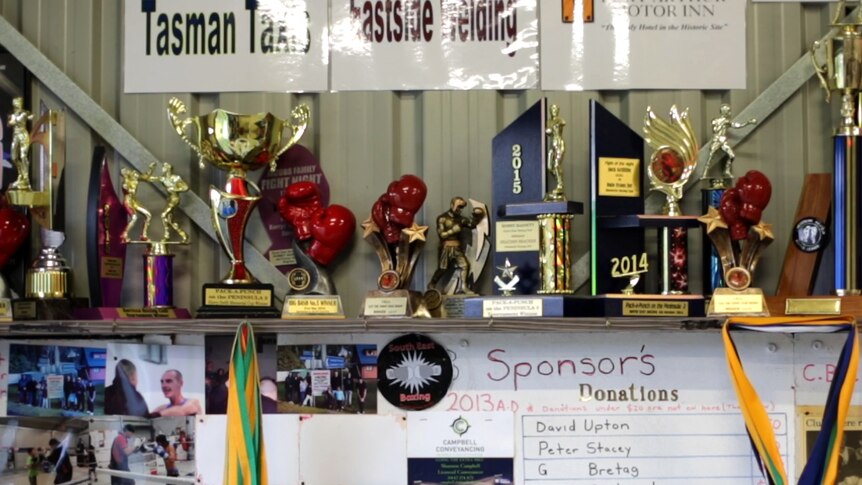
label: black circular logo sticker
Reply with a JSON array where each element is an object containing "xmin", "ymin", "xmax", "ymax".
[
  {"xmin": 794, "ymin": 217, "xmax": 827, "ymax": 253},
  {"xmin": 377, "ymin": 333, "xmax": 453, "ymax": 411}
]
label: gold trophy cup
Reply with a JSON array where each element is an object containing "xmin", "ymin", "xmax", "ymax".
[{"xmin": 167, "ymin": 98, "xmax": 309, "ymax": 317}]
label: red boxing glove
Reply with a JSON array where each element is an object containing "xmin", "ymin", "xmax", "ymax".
[
  {"xmin": 372, "ymin": 175, "xmax": 427, "ymax": 244},
  {"xmin": 278, "ymin": 182, "xmax": 323, "ymax": 241},
  {"xmin": 719, "ymin": 188, "xmax": 749, "ymax": 241},
  {"xmin": 386, "ymin": 175, "xmax": 427, "ymax": 227},
  {"xmin": 736, "ymin": 170, "xmax": 772, "ymax": 225},
  {"xmin": 308, "ymin": 205, "xmax": 356, "ymax": 266},
  {"xmin": 0, "ymin": 206, "xmax": 29, "ymax": 268}
]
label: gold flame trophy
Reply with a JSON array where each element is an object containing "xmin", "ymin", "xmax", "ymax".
[
  {"xmin": 167, "ymin": 98, "xmax": 309, "ymax": 318},
  {"xmin": 811, "ymin": 3, "xmax": 862, "ymax": 298},
  {"xmin": 6, "ymin": 99, "xmax": 78, "ymax": 320}
]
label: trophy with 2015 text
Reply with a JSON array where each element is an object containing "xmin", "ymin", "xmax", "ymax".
[{"xmin": 167, "ymin": 98, "xmax": 309, "ymax": 318}]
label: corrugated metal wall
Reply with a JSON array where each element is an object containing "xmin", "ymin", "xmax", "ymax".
[{"xmin": 0, "ymin": 1, "xmax": 840, "ymax": 315}]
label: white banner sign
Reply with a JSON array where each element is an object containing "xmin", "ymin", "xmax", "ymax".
[
  {"xmin": 540, "ymin": 0, "xmax": 746, "ymax": 90},
  {"xmin": 123, "ymin": 0, "xmax": 329, "ymax": 93},
  {"xmin": 329, "ymin": 0, "xmax": 539, "ymax": 90}
]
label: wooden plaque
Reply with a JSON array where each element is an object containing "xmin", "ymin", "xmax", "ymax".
[{"xmin": 776, "ymin": 173, "xmax": 831, "ymax": 296}]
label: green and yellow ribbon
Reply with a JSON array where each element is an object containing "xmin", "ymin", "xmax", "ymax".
[
  {"xmin": 225, "ymin": 321, "xmax": 268, "ymax": 485},
  {"xmin": 723, "ymin": 316, "xmax": 859, "ymax": 485}
]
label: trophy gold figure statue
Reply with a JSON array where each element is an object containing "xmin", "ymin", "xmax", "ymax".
[
  {"xmin": 278, "ymin": 181, "xmax": 356, "ymax": 318},
  {"xmin": 643, "ymin": 105, "xmax": 701, "ymax": 295},
  {"xmin": 5, "ymin": 99, "xmax": 76, "ymax": 319},
  {"xmin": 699, "ymin": 104, "xmax": 755, "ymax": 296},
  {"xmin": 699, "ymin": 170, "xmax": 774, "ymax": 315},
  {"xmin": 700, "ymin": 104, "xmax": 757, "ymax": 181},
  {"xmin": 544, "ymin": 104, "xmax": 567, "ymax": 202},
  {"xmin": 811, "ymin": 3, "xmax": 862, "ymax": 296},
  {"xmin": 426, "ymin": 196, "xmax": 490, "ymax": 317},
  {"xmin": 167, "ymin": 98, "xmax": 309, "ymax": 317},
  {"xmin": 120, "ymin": 162, "xmax": 190, "ymax": 315},
  {"xmin": 8, "ymin": 97, "xmax": 33, "ymax": 191},
  {"xmin": 361, "ymin": 174, "xmax": 433, "ymax": 318}
]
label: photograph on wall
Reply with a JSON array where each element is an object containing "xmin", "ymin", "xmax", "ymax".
[
  {"xmin": 205, "ymin": 334, "xmax": 278, "ymax": 414},
  {"xmin": 104, "ymin": 343, "xmax": 204, "ymax": 418},
  {"xmin": 277, "ymin": 342, "xmax": 378, "ymax": 414},
  {"xmin": 799, "ymin": 405, "xmax": 862, "ymax": 484},
  {"xmin": 7, "ymin": 343, "xmax": 106, "ymax": 417}
]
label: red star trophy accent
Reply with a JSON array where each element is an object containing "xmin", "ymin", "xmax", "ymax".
[
  {"xmin": 361, "ymin": 175, "xmax": 434, "ymax": 318},
  {"xmin": 698, "ymin": 170, "xmax": 773, "ymax": 316}
]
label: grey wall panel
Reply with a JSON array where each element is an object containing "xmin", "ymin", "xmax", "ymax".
[{"xmin": 0, "ymin": 1, "xmax": 843, "ymax": 315}]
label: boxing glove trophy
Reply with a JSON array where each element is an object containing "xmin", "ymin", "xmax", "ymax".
[
  {"xmin": 699, "ymin": 170, "xmax": 773, "ymax": 316},
  {"xmin": 361, "ymin": 174, "xmax": 434, "ymax": 318},
  {"xmin": 278, "ymin": 181, "xmax": 356, "ymax": 318}
]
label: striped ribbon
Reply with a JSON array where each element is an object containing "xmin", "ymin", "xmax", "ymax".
[
  {"xmin": 723, "ymin": 316, "xmax": 859, "ymax": 485},
  {"xmin": 224, "ymin": 322, "xmax": 268, "ymax": 485}
]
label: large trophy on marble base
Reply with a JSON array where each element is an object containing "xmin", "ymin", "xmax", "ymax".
[
  {"xmin": 6, "ymin": 100, "xmax": 80, "ymax": 320},
  {"xmin": 168, "ymin": 98, "xmax": 309, "ymax": 318}
]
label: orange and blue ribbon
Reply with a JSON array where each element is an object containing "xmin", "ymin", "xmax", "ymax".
[
  {"xmin": 224, "ymin": 322, "xmax": 268, "ymax": 485},
  {"xmin": 723, "ymin": 316, "xmax": 858, "ymax": 485}
]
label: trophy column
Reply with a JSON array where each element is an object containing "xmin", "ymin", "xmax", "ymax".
[
  {"xmin": 812, "ymin": 17, "xmax": 862, "ymax": 296},
  {"xmin": 701, "ymin": 178, "xmax": 731, "ymax": 295}
]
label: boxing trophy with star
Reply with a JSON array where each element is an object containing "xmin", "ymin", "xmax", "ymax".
[
  {"xmin": 699, "ymin": 170, "xmax": 773, "ymax": 316},
  {"xmin": 360, "ymin": 174, "xmax": 436, "ymax": 318}
]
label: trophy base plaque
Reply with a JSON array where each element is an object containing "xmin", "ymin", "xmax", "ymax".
[
  {"xmin": 362, "ymin": 290, "xmax": 431, "ymax": 318},
  {"xmin": 12, "ymin": 297, "xmax": 88, "ymax": 321},
  {"xmin": 575, "ymin": 294, "xmax": 705, "ymax": 318},
  {"xmin": 282, "ymin": 295, "xmax": 345, "ymax": 319},
  {"xmin": 0, "ymin": 298, "xmax": 11, "ymax": 322},
  {"xmin": 765, "ymin": 295, "xmax": 862, "ymax": 317},
  {"xmin": 196, "ymin": 283, "xmax": 280, "ymax": 319},
  {"xmin": 6, "ymin": 189, "xmax": 50, "ymax": 208},
  {"xmin": 73, "ymin": 307, "xmax": 193, "ymax": 320},
  {"xmin": 441, "ymin": 294, "xmax": 470, "ymax": 318},
  {"xmin": 707, "ymin": 288, "xmax": 769, "ymax": 317},
  {"xmin": 462, "ymin": 295, "xmax": 580, "ymax": 318}
]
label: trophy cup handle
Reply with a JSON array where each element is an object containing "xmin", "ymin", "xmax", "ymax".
[
  {"xmin": 167, "ymin": 98, "xmax": 207, "ymax": 169},
  {"xmin": 273, "ymin": 104, "xmax": 311, "ymax": 171},
  {"xmin": 810, "ymin": 41, "xmax": 832, "ymax": 103}
]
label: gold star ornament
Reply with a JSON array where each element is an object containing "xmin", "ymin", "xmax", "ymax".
[
  {"xmin": 697, "ymin": 206, "xmax": 728, "ymax": 234},
  {"xmin": 402, "ymin": 222, "xmax": 428, "ymax": 243}
]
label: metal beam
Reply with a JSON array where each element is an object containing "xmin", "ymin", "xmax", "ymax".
[{"xmin": 0, "ymin": 15, "xmax": 291, "ymax": 299}]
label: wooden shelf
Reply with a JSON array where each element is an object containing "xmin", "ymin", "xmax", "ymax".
[{"xmin": 0, "ymin": 316, "xmax": 726, "ymax": 336}]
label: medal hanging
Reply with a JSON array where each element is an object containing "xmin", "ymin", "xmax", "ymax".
[{"xmin": 723, "ymin": 316, "xmax": 858, "ymax": 485}]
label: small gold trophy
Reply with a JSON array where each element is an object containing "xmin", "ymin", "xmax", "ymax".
[
  {"xmin": 699, "ymin": 170, "xmax": 774, "ymax": 316},
  {"xmin": 167, "ymin": 98, "xmax": 309, "ymax": 318},
  {"xmin": 120, "ymin": 162, "xmax": 190, "ymax": 316},
  {"xmin": 6, "ymin": 99, "xmax": 75, "ymax": 319}
]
